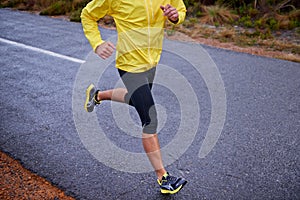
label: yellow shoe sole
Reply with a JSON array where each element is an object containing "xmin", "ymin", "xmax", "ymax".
[
  {"xmin": 84, "ymin": 84, "xmax": 95, "ymax": 112},
  {"xmin": 160, "ymin": 185, "xmax": 183, "ymax": 194}
]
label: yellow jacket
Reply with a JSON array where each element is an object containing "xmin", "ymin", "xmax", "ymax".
[{"xmin": 81, "ymin": 0, "xmax": 186, "ymax": 72}]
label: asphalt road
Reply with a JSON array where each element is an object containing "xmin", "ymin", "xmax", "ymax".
[{"xmin": 0, "ymin": 8, "xmax": 299, "ymax": 200}]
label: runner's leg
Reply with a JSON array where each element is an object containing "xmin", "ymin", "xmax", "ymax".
[{"xmin": 118, "ymin": 68, "xmax": 167, "ymax": 179}]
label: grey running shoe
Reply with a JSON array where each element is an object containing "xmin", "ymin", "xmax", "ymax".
[{"xmin": 84, "ymin": 84, "xmax": 101, "ymax": 112}]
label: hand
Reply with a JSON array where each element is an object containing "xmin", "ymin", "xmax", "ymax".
[
  {"xmin": 95, "ymin": 41, "xmax": 115, "ymax": 59},
  {"xmin": 160, "ymin": 4, "xmax": 179, "ymax": 23}
]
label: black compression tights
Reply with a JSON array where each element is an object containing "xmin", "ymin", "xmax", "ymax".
[{"xmin": 118, "ymin": 67, "xmax": 158, "ymax": 134}]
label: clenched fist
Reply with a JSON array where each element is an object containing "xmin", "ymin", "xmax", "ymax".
[
  {"xmin": 95, "ymin": 41, "xmax": 116, "ymax": 59},
  {"xmin": 160, "ymin": 4, "xmax": 179, "ymax": 23}
]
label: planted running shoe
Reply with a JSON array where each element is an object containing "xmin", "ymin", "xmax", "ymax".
[
  {"xmin": 157, "ymin": 172, "xmax": 187, "ymax": 194},
  {"xmin": 84, "ymin": 84, "xmax": 101, "ymax": 112}
]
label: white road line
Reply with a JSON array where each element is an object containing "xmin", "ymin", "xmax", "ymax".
[{"xmin": 0, "ymin": 37, "xmax": 85, "ymax": 64}]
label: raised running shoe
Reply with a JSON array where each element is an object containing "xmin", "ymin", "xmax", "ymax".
[{"xmin": 84, "ymin": 84, "xmax": 101, "ymax": 112}]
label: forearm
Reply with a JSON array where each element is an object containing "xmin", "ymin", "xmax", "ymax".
[
  {"xmin": 81, "ymin": 9, "xmax": 104, "ymax": 51},
  {"xmin": 80, "ymin": 0, "xmax": 109, "ymax": 51}
]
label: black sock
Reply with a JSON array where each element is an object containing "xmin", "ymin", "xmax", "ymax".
[{"xmin": 94, "ymin": 90, "xmax": 100, "ymax": 102}]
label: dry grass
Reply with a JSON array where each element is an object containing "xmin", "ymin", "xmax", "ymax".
[
  {"xmin": 169, "ymin": 21, "xmax": 300, "ymax": 62},
  {"xmin": 199, "ymin": 4, "xmax": 239, "ymax": 26}
]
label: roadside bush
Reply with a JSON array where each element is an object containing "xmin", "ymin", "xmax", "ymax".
[
  {"xmin": 0, "ymin": 0, "xmax": 31, "ymax": 9},
  {"xmin": 69, "ymin": 8, "xmax": 81, "ymax": 22},
  {"xmin": 71, "ymin": 0, "xmax": 89, "ymax": 11},
  {"xmin": 40, "ymin": 1, "xmax": 70, "ymax": 15},
  {"xmin": 287, "ymin": 9, "xmax": 300, "ymax": 29},
  {"xmin": 254, "ymin": 18, "xmax": 264, "ymax": 28},
  {"xmin": 238, "ymin": 15, "xmax": 254, "ymax": 28},
  {"xmin": 267, "ymin": 18, "xmax": 279, "ymax": 30}
]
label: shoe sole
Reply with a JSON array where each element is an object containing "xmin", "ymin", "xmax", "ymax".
[
  {"xmin": 160, "ymin": 180, "xmax": 187, "ymax": 194},
  {"xmin": 84, "ymin": 84, "xmax": 95, "ymax": 112}
]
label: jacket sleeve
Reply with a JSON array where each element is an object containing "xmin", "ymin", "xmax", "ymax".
[
  {"xmin": 171, "ymin": 0, "xmax": 186, "ymax": 25},
  {"xmin": 81, "ymin": 0, "xmax": 110, "ymax": 51}
]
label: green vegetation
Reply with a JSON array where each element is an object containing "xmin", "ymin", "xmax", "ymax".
[
  {"xmin": 0, "ymin": 0, "xmax": 90, "ymax": 21},
  {"xmin": 178, "ymin": 0, "xmax": 300, "ymax": 62},
  {"xmin": 184, "ymin": 0, "xmax": 300, "ymax": 31},
  {"xmin": 1, "ymin": 0, "xmax": 299, "ymax": 28},
  {"xmin": 40, "ymin": 1, "xmax": 70, "ymax": 16}
]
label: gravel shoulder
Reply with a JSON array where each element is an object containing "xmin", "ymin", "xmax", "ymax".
[
  {"xmin": 165, "ymin": 31, "xmax": 300, "ymax": 62},
  {"xmin": 0, "ymin": 151, "xmax": 74, "ymax": 200}
]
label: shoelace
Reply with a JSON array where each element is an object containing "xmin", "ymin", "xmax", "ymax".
[
  {"xmin": 168, "ymin": 176, "xmax": 178, "ymax": 181},
  {"xmin": 158, "ymin": 173, "xmax": 178, "ymax": 185}
]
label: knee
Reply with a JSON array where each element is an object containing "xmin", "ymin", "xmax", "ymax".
[{"xmin": 142, "ymin": 105, "xmax": 158, "ymax": 134}]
